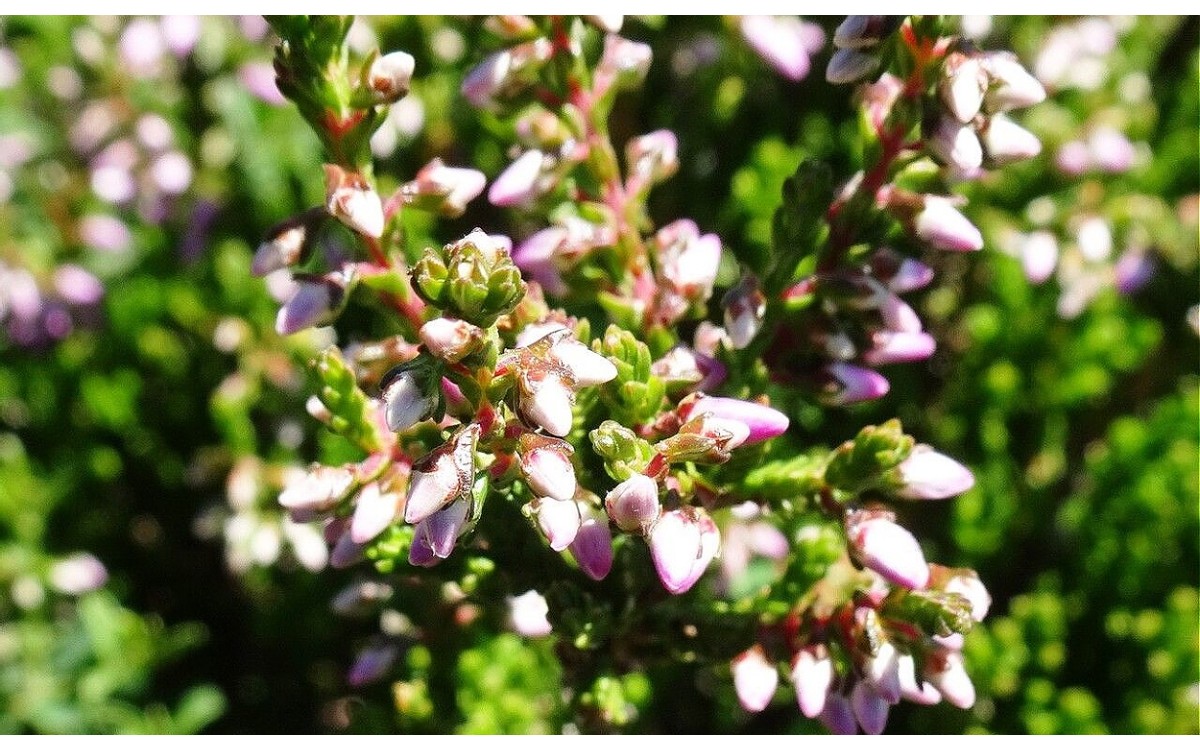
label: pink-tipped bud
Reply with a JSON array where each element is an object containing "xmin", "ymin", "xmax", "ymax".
[
  {"xmin": 982, "ymin": 113, "xmax": 1041, "ymax": 164},
  {"xmin": 1019, "ymin": 230, "xmax": 1059, "ymax": 284},
  {"xmin": 252, "ymin": 223, "xmax": 306, "ymax": 276},
  {"xmin": 347, "ymin": 642, "xmax": 399, "ymax": 687},
  {"xmin": 569, "ymin": 503, "xmax": 614, "ymax": 581},
  {"xmin": 724, "ymin": 277, "xmax": 766, "ymax": 349},
  {"xmin": 519, "ymin": 367, "xmax": 576, "ymax": 437},
  {"xmin": 850, "ymin": 682, "xmax": 890, "ymax": 735},
  {"xmin": 279, "ymin": 465, "xmax": 354, "ymax": 513},
  {"xmin": 49, "ymin": 552, "xmax": 108, "ymax": 595},
  {"xmin": 508, "ymin": 590, "xmax": 553, "ymax": 637},
  {"xmin": 350, "ymin": 482, "xmax": 403, "ymax": 544},
  {"xmin": 1088, "ymin": 126, "xmax": 1136, "ymax": 173},
  {"xmin": 382, "ymin": 369, "xmax": 437, "ymax": 433},
  {"xmin": 275, "ymin": 274, "xmax": 343, "ymax": 335},
  {"xmin": 982, "ymin": 52, "xmax": 1046, "ymax": 112},
  {"xmin": 847, "ymin": 513, "xmax": 930, "ymax": 590},
  {"xmin": 819, "ymin": 691, "xmax": 858, "ymax": 735},
  {"xmin": 52, "ymin": 265, "xmax": 104, "ymax": 306},
  {"xmin": 686, "ymin": 396, "xmax": 790, "ymax": 445},
  {"xmin": 462, "ymin": 39, "xmax": 554, "ymax": 109},
  {"xmin": 740, "ymin": 15, "xmax": 824, "ymax": 82},
  {"xmin": 898, "ymin": 653, "xmax": 942, "ymax": 705},
  {"xmin": 865, "ymin": 641, "xmax": 902, "ymax": 704},
  {"xmin": 596, "ymin": 35, "xmax": 652, "ymax": 91},
  {"xmin": 626, "ymin": 129, "xmax": 679, "ymax": 184},
  {"xmin": 407, "ymin": 158, "xmax": 487, "ymax": 217},
  {"xmin": 864, "ymin": 331, "xmax": 936, "ymax": 366},
  {"xmin": 657, "ymin": 221, "xmax": 722, "ymax": 302},
  {"xmin": 419, "ymin": 316, "xmax": 482, "ymax": 363},
  {"xmin": 512, "ymin": 228, "xmax": 569, "ymax": 296},
  {"xmin": 878, "ymin": 293, "xmax": 923, "ymax": 333},
  {"xmin": 365, "ymin": 51, "xmax": 415, "ymax": 104},
  {"xmin": 825, "ymin": 362, "xmax": 891, "ymax": 406},
  {"xmin": 914, "ymin": 196, "xmax": 984, "ymax": 252},
  {"xmin": 732, "ymin": 646, "xmax": 779, "ymax": 713},
  {"xmin": 826, "ymin": 48, "xmax": 879, "ymax": 85},
  {"xmin": 941, "ymin": 569, "xmax": 992, "ymax": 622},
  {"xmin": 531, "ymin": 496, "xmax": 582, "ymax": 551},
  {"xmin": 404, "ymin": 451, "xmax": 462, "ymax": 525},
  {"xmin": 325, "ymin": 165, "xmax": 384, "ymax": 239},
  {"xmin": 489, "ymin": 149, "xmax": 546, "ymax": 206},
  {"xmin": 792, "ymin": 646, "xmax": 835, "ymax": 718},
  {"xmin": 889, "ymin": 258, "xmax": 936, "ymax": 294},
  {"xmin": 926, "ymin": 650, "xmax": 976, "ymax": 709},
  {"xmin": 549, "ymin": 338, "xmax": 617, "ymax": 387},
  {"xmin": 604, "ymin": 473, "xmax": 661, "ymax": 534},
  {"xmin": 648, "ymin": 507, "xmax": 720, "ymax": 595},
  {"xmin": 928, "ymin": 116, "xmax": 983, "ymax": 171},
  {"xmin": 895, "ymin": 446, "xmax": 976, "ymax": 500},
  {"xmin": 941, "ymin": 53, "xmax": 987, "ymax": 123},
  {"xmin": 520, "ymin": 440, "xmax": 577, "ymax": 502},
  {"xmin": 415, "ymin": 494, "xmax": 471, "ymax": 558}
]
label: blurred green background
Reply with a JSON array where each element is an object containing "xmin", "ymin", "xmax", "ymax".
[{"xmin": 0, "ymin": 15, "xmax": 1196, "ymax": 733}]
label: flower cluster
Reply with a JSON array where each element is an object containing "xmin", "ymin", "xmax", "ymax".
[{"xmin": 251, "ymin": 16, "xmax": 1040, "ymax": 731}]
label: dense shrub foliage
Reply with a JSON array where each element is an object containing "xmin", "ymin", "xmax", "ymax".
[{"xmin": 0, "ymin": 15, "xmax": 1195, "ymax": 734}]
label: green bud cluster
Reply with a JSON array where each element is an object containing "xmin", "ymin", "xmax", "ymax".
[{"xmin": 412, "ymin": 230, "xmax": 528, "ymax": 328}]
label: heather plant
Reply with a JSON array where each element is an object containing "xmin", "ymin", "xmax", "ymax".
[{"xmin": 0, "ymin": 14, "xmax": 1195, "ymax": 735}]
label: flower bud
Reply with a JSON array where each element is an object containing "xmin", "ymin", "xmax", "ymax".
[
  {"xmin": 548, "ymin": 337, "xmax": 618, "ymax": 387},
  {"xmin": 570, "ymin": 503, "xmax": 614, "ymax": 581},
  {"xmin": 913, "ymin": 196, "xmax": 984, "ymax": 252},
  {"xmin": 940, "ymin": 52, "xmax": 987, "ymax": 123},
  {"xmin": 847, "ymin": 512, "xmax": 930, "ymax": 590},
  {"xmin": 514, "ymin": 438, "xmax": 574, "ymax": 504},
  {"xmin": 508, "ymin": 590, "xmax": 553, "ymax": 638},
  {"xmin": 1019, "ymin": 230, "xmax": 1059, "ymax": 284},
  {"xmin": 928, "ymin": 116, "xmax": 983, "ymax": 172},
  {"xmin": 648, "ymin": 506, "xmax": 720, "ymax": 595},
  {"xmin": 405, "ymin": 158, "xmax": 486, "ymax": 217},
  {"xmin": 833, "ymin": 15, "xmax": 898, "ymax": 49},
  {"xmin": 939, "ymin": 569, "xmax": 991, "ymax": 621},
  {"xmin": 461, "ymin": 38, "xmax": 554, "ymax": 108},
  {"xmin": 518, "ymin": 365, "xmax": 575, "ymax": 437},
  {"xmin": 863, "ymin": 331, "xmax": 937, "ymax": 366},
  {"xmin": 880, "ymin": 255, "xmax": 935, "ymax": 294},
  {"xmin": 596, "ymin": 35, "xmax": 652, "ymax": 91},
  {"xmin": 365, "ymin": 50, "xmax": 415, "ymax": 104},
  {"xmin": 347, "ymin": 642, "xmax": 399, "ymax": 687},
  {"xmin": 419, "ymin": 316, "xmax": 482, "ymax": 363},
  {"xmin": 898, "ymin": 653, "xmax": 942, "ymax": 705},
  {"xmin": 626, "ymin": 129, "xmax": 679, "ymax": 185},
  {"xmin": 489, "ymin": 149, "xmax": 546, "ymax": 206},
  {"xmin": 824, "ymin": 362, "xmax": 890, "ymax": 405},
  {"xmin": 414, "ymin": 494, "xmax": 471, "ymax": 558},
  {"xmin": 512, "ymin": 228, "xmax": 569, "ymax": 296},
  {"xmin": 531, "ymin": 496, "xmax": 582, "ymax": 551},
  {"xmin": 819, "ymin": 691, "xmax": 858, "ymax": 735},
  {"xmin": 792, "ymin": 646, "xmax": 835, "ymax": 718},
  {"xmin": 279, "ymin": 465, "xmax": 354, "ymax": 513},
  {"xmin": 275, "ymin": 273, "xmax": 345, "ymax": 335},
  {"xmin": 1088, "ymin": 126, "xmax": 1136, "ymax": 173},
  {"xmin": 981, "ymin": 113, "xmax": 1042, "ymax": 164},
  {"xmin": 894, "ymin": 446, "xmax": 975, "ymax": 499},
  {"xmin": 350, "ymin": 482, "xmax": 403, "ymax": 544},
  {"xmin": 252, "ymin": 221, "xmax": 307, "ymax": 276},
  {"xmin": 329, "ymin": 525, "xmax": 365, "ymax": 570},
  {"xmin": 49, "ymin": 552, "xmax": 108, "ymax": 595},
  {"xmin": 878, "ymin": 293, "xmax": 922, "ymax": 333},
  {"xmin": 658, "ymin": 413, "xmax": 750, "ymax": 463},
  {"xmin": 404, "ymin": 427, "xmax": 477, "ymax": 525},
  {"xmin": 926, "ymin": 650, "xmax": 976, "ymax": 709},
  {"xmin": 604, "ymin": 473, "xmax": 661, "ymax": 534},
  {"xmin": 656, "ymin": 220, "xmax": 722, "ymax": 302},
  {"xmin": 865, "ymin": 640, "xmax": 902, "ymax": 704},
  {"xmin": 740, "ymin": 15, "xmax": 824, "ymax": 82},
  {"xmin": 732, "ymin": 646, "xmax": 779, "ymax": 713},
  {"xmin": 981, "ymin": 52, "xmax": 1046, "ymax": 111},
  {"xmin": 826, "ymin": 48, "xmax": 880, "ymax": 85},
  {"xmin": 408, "ymin": 530, "xmax": 442, "ymax": 568},
  {"xmin": 324, "ymin": 164, "xmax": 384, "ymax": 239},
  {"xmin": 1115, "ymin": 249, "xmax": 1154, "ymax": 295},
  {"xmin": 685, "ymin": 395, "xmax": 790, "ymax": 445},
  {"xmin": 52, "ymin": 264, "xmax": 104, "ymax": 307},
  {"xmin": 850, "ymin": 681, "xmax": 890, "ymax": 735},
  {"xmin": 723, "ymin": 276, "xmax": 765, "ymax": 349},
  {"xmin": 381, "ymin": 365, "xmax": 438, "ymax": 433}
]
